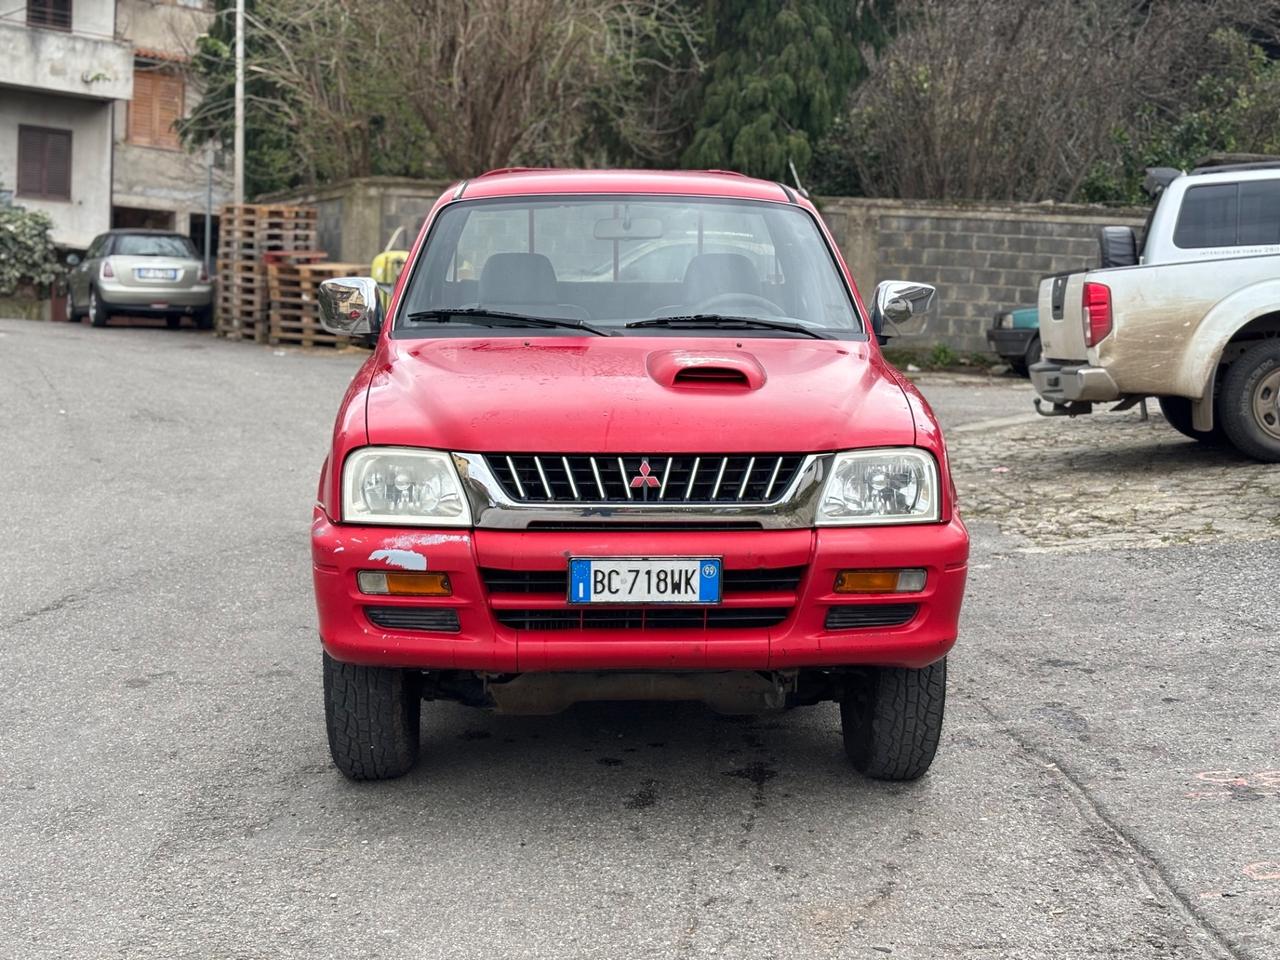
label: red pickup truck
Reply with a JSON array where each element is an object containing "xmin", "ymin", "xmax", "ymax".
[{"xmin": 311, "ymin": 169, "xmax": 968, "ymax": 782}]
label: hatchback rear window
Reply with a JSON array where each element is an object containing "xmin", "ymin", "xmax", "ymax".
[
  {"xmin": 1173, "ymin": 180, "xmax": 1280, "ymax": 248},
  {"xmin": 113, "ymin": 235, "xmax": 198, "ymax": 258}
]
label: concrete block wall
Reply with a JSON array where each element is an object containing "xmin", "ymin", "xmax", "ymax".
[{"xmin": 818, "ymin": 197, "xmax": 1146, "ymax": 353}]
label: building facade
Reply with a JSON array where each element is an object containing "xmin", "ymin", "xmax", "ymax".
[{"xmin": 1, "ymin": 0, "xmax": 230, "ymax": 253}]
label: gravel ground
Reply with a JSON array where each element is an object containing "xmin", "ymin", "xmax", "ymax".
[{"xmin": 1, "ymin": 320, "xmax": 1277, "ymax": 959}]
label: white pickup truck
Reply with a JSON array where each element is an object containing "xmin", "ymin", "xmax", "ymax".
[{"xmin": 1032, "ymin": 162, "xmax": 1280, "ymax": 461}]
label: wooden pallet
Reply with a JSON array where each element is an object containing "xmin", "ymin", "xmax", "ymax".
[
  {"xmin": 215, "ymin": 204, "xmax": 322, "ymax": 341},
  {"xmin": 267, "ymin": 260, "xmax": 369, "ymax": 347}
]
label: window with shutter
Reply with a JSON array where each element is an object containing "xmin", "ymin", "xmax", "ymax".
[
  {"xmin": 27, "ymin": 0, "xmax": 72, "ymax": 30},
  {"xmin": 129, "ymin": 66, "xmax": 185, "ymax": 149},
  {"xmin": 16, "ymin": 126, "xmax": 72, "ymax": 201}
]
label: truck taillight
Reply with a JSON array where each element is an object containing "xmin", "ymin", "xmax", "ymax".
[{"xmin": 1083, "ymin": 281, "xmax": 1112, "ymax": 346}]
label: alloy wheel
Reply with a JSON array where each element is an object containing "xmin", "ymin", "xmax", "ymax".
[{"xmin": 1251, "ymin": 369, "xmax": 1280, "ymax": 441}]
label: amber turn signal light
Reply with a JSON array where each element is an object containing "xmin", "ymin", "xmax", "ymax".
[
  {"xmin": 357, "ymin": 571, "xmax": 452, "ymax": 596},
  {"xmin": 834, "ymin": 569, "xmax": 926, "ymax": 594}
]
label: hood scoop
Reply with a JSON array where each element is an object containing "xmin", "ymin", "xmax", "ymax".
[{"xmin": 646, "ymin": 349, "xmax": 766, "ymax": 391}]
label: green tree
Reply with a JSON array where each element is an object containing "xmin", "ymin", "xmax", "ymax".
[
  {"xmin": 682, "ymin": 0, "xmax": 874, "ymax": 182},
  {"xmin": 181, "ymin": 0, "xmax": 436, "ymax": 197},
  {"xmin": 1079, "ymin": 29, "xmax": 1280, "ymax": 204}
]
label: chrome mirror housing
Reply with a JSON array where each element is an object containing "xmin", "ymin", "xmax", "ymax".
[
  {"xmin": 318, "ymin": 276, "xmax": 382, "ymax": 336},
  {"xmin": 872, "ymin": 280, "xmax": 937, "ymax": 338}
]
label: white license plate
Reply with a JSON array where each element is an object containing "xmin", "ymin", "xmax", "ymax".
[
  {"xmin": 136, "ymin": 268, "xmax": 178, "ymax": 280},
  {"xmin": 568, "ymin": 557, "xmax": 722, "ymax": 604}
]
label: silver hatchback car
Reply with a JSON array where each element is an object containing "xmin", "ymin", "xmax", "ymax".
[{"xmin": 66, "ymin": 229, "xmax": 214, "ymax": 329}]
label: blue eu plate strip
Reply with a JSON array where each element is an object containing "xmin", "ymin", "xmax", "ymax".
[
  {"xmin": 699, "ymin": 560, "xmax": 721, "ymax": 602},
  {"xmin": 569, "ymin": 559, "xmax": 592, "ymax": 602}
]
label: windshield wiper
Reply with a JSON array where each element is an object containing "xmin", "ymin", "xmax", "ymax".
[
  {"xmin": 403, "ymin": 308, "xmax": 610, "ymax": 336},
  {"xmin": 626, "ymin": 314, "xmax": 833, "ymax": 340}
]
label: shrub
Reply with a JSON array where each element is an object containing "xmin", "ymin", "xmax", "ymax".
[{"xmin": 0, "ymin": 205, "xmax": 64, "ymax": 298}]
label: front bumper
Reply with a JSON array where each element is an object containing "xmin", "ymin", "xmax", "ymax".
[
  {"xmin": 1030, "ymin": 359, "xmax": 1120, "ymax": 404},
  {"xmin": 987, "ymin": 327, "xmax": 1035, "ymax": 360},
  {"xmin": 98, "ymin": 279, "xmax": 213, "ymax": 310},
  {"xmin": 311, "ymin": 510, "xmax": 969, "ymax": 673}
]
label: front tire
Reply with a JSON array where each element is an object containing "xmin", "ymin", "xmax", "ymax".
[
  {"xmin": 841, "ymin": 659, "xmax": 946, "ymax": 781},
  {"xmin": 88, "ymin": 288, "xmax": 109, "ymax": 327},
  {"xmin": 323, "ymin": 651, "xmax": 421, "ymax": 780},
  {"xmin": 1219, "ymin": 340, "xmax": 1280, "ymax": 462},
  {"xmin": 1158, "ymin": 396, "xmax": 1223, "ymax": 444}
]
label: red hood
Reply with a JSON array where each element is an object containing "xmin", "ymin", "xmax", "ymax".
[{"xmin": 363, "ymin": 336, "xmax": 915, "ymax": 453}]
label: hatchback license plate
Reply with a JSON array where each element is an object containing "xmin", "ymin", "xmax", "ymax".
[
  {"xmin": 136, "ymin": 268, "xmax": 178, "ymax": 280},
  {"xmin": 568, "ymin": 558, "xmax": 721, "ymax": 604}
]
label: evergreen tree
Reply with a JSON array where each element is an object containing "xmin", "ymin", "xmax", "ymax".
[{"xmin": 682, "ymin": 0, "xmax": 872, "ymax": 183}]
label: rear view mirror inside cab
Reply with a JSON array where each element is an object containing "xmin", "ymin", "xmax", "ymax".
[{"xmin": 594, "ymin": 217, "xmax": 664, "ymax": 241}]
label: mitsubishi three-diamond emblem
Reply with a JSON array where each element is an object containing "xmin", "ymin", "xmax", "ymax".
[{"xmin": 629, "ymin": 458, "xmax": 660, "ymax": 489}]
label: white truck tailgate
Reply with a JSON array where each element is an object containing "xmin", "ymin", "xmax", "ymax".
[{"xmin": 1037, "ymin": 272, "xmax": 1088, "ymax": 362}]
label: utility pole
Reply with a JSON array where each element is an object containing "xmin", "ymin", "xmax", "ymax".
[
  {"xmin": 204, "ymin": 143, "xmax": 214, "ymax": 276},
  {"xmin": 233, "ymin": 0, "xmax": 245, "ymax": 205}
]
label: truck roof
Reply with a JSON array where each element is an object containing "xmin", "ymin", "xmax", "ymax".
[
  {"xmin": 455, "ymin": 168, "xmax": 796, "ymax": 204},
  {"xmin": 1184, "ymin": 164, "xmax": 1280, "ymax": 184}
]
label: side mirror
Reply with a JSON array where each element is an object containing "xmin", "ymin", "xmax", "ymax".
[
  {"xmin": 66, "ymin": 254, "xmax": 82, "ymax": 266},
  {"xmin": 871, "ymin": 280, "xmax": 937, "ymax": 341},
  {"xmin": 318, "ymin": 276, "xmax": 383, "ymax": 337}
]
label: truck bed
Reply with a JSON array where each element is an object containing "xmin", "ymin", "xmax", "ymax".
[{"xmin": 1037, "ymin": 252, "xmax": 1280, "ymax": 398}]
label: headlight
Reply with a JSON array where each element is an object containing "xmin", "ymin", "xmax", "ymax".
[
  {"xmin": 341, "ymin": 447, "xmax": 471, "ymax": 526},
  {"xmin": 816, "ymin": 448, "xmax": 940, "ymax": 526}
]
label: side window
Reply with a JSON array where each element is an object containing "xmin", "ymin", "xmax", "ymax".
[
  {"xmin": 1173, "ymin": 184, "xmax": 1238, "ymax": 248},
  {"xmin": 1239, "ymin": 181, "xmax": 1280, "ymax": 245}
]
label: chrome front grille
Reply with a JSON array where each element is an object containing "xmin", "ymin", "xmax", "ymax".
[{"xmin": 485, "ymin": 454, "xmax": 806, "ymax": 504}]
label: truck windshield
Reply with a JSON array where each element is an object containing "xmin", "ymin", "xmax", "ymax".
[{"xmin": 396, "ymin": 196, "xmax": 863, "ymax": 337}]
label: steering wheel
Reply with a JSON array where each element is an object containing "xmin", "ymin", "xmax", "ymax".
[{"xmin": 691, "ymin": 292, "xmax": 786, "ymax": 317}]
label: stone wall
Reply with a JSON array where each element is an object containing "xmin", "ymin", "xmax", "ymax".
[
  {"xmin": 818, "ymin": 197, "xmax": 1146, "ymax": 352},
  {"xmin": 262, "ymin": 178, "xmax": 1148, "ymax": 352}
]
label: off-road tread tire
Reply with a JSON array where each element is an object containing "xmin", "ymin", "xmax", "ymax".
[
  {"xmin": 841, "ymin": 659, "xmax": 946, "ymax": 781},
  {"xmin": 1158, "ymin": 396, "xmax": 1224, "ymax": 445},
  {"xmin": 1098, "ymin": 225, "xmax": 1139, "ymax": 269},
  {"xmin": 1219, "ymin": 339, "xmax": 1280, "ymax": 462},
  {"xmin": 323, "ymin": 652, "xmax": 421, "ymax": 781}
]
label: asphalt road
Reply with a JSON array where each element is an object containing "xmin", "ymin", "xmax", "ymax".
[{"xmin": 2, "ymin": 319, "xmax": 1277, "ymax": 960}]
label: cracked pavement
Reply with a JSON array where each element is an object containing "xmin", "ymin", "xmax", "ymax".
[{"xmin": 1, "ymin": 322, "xmax": 1277, "ymax": 959}]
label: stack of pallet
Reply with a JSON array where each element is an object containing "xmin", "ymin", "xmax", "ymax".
[
  {"xmin": 266, "ymin": 255, "xmax": 367, "ymax": 348},
  {"xmin": 216, "ymin": 204, "xmax": 319, "ymax": 341}
]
